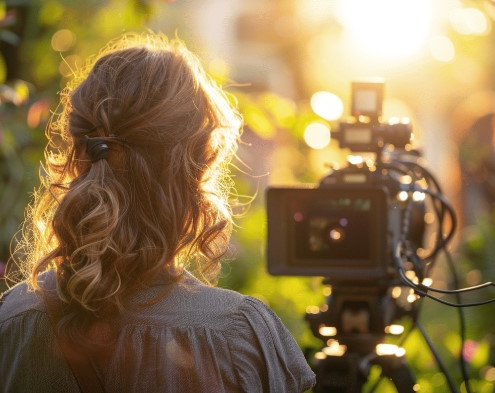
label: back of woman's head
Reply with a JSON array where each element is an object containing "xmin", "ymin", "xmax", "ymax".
[{"xmin": 22, "ymin": 32, "xmax": 242, "ymax": 331}]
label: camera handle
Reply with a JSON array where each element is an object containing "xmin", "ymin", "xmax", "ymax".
[{"xmin": 306, "ymin": 281, "xmax": 417, "ymax": 392}]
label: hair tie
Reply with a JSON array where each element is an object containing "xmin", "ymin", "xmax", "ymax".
[{"xmin": 84, "ymin": 135, "xmax": 109, "ymax": 163}]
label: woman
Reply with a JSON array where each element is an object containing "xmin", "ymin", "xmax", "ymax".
[{"xmin": 0, "ymin": 32, "xmax": 315, "ymax": 392}]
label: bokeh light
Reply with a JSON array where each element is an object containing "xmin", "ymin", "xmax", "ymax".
[
  {"xmin": 337, "ymin": 0, "xmax": 433, "ymax": 59},
  {"xmin": 466, "ymin": 269, "xmax": 482, "ymax": 286},
  {"xmin": 376, "ymin": 343, "xmax": 400, "ymax": 356},
  {"xmin": 27, "ymin": 99, "xmax": 50, "ymax": 128},
  {"xmin": 323, "ymin": 340, "xmax": 347, "ymax": 356},
  {"xmin": 484, "ymin": 367, "xmax": 495, "ymax": 382},
  {"xmin": 385, "ymin": 324, "xmax": 405, "ymax": 335},
  {"xmin": 450, "ymin": 7, "xmax": 490, "ymax": 36},
  {"xmin": 318, "ymin": 326, "xmax": 337, "ymax": 336},
  {"xmin": 310, "ymin": 91, "xmax": 344, "ymax": 121},
  {"xmin": 303, "ymin": 122, "xmax": 331, "ymax": 149},
  {"xmin": 51, "ymin": 29, "xmax": 76, "ymax": 52},
  {"xmin": 429, "ymin": 35, "xmax": 456, "ymax": 62}
]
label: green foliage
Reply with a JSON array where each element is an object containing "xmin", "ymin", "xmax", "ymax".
[{"xmin": 0, "ymin": 0, "xmax": 156, "ymax": 291}]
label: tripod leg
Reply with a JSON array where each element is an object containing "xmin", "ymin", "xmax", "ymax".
[{"xmin": 374, "ymin": 355, "xmax": 417, "ymax": 393}]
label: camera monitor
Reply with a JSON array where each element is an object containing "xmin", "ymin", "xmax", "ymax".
[
  {"xmin": 266, "ymin": 186, "xmax": 389, "ymax": 279},
  {"xmin": 351, "ymin": 80, "xmax": 384, "ymax": 120}
]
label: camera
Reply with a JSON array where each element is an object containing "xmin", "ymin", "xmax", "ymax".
[
  {"xmin": 265, "ymin": 80, "xmax": 441, "ymax": 392},
  {"xmin": 267, "ymin": 80, "xmax": 492, "ymax": 392},
  {"xmin": 266, "ymin": 80, "xmax": 424, "ymax": 284}
]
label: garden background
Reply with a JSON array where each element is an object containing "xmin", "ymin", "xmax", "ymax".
[{"xmin": 1, "ymin": 0, "xmax": 495, "ymax": 391}]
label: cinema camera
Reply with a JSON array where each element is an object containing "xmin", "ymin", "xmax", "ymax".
[
  {"xmin": 266, "ymin": 81, "xmax": 454, "ymax": 392},
  {"xmin": 267, "ymin": 80, "xmax": 424, "ymax": 280}
]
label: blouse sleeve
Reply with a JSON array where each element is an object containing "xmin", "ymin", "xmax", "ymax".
[{"xmin": 225, "ymin": 296, "xmax": 316, "ymax": 393}]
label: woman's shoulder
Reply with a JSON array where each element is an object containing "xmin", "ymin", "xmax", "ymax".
[
  {"xmin": 0, "ymin": 273, "xmax": 49, "ymax": 325},
  {"xmin": 123, "ymin": 271, "xmax": 295, "ymax": 335},
  {"xmin": 126, "ymin": 271, "xmax": 253, "ymax": 328},
  {"xmin": 180, "ymin": 271, "xmax": 247, "ymax": 305},
  {"xmin": 174, "ymin": 273, "xmax": 294, "ymax": 326},
  {"xmin": 126, "ymin": 273, "xmax": 316, "ymax": 391},
  {"xmin": 148, "ymin": 274, "xmax": 299, "ymax": 347},
  {"xmin": 209, "ymin": 289, "xmax": 317, "ymax": 392}
]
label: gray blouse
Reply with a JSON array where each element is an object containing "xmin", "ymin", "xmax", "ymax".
[{"xmin": 0, "ymin": 271, "xmax": 315, "ymax": 392}]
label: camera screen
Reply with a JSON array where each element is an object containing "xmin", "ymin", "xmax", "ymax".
[
  {"xmin": 353, "ymin": 90, "xmax": 378, "ymax": 114},
  {"xmin": 266, "ymin": 186, "xmax": 388, "ymax": 278},
  {"xmin": 351, "ymin": 81, "xmax": 383, "ymax": 119},
  {"xmin": 342, "ymin": 125, "xmax": 373, "ymax": 145}
]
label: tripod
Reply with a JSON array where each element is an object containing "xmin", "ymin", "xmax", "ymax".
[{"xmin": 306, "ymin": 280, "xmax": 417, "ymax": 393}]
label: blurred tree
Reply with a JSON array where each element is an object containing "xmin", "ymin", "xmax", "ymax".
[{"xmin": 0, "ymin": 1, "xmax": 41, "ymax": 290}]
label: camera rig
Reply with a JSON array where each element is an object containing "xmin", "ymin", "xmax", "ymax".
[
  {"xmin": 266, "ymin": 81, "xmax": 494, "ymax": 392},
  {"xmin": 267, "ymin": 81, "xmax": 424, "ymax": 282}
]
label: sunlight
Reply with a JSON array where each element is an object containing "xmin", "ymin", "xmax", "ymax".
[
  {"xmin": 429, "ymin": 35, "xmax": 455, "ymax": 63},
  {"xmin": 337, "ymin": 0, "xmax": 433, "ymax": 59},
  {"xmin": 304, "ymin": 122, "xmax": 331, "ymax": 149},
  {"xmin": 323, "ymin": 340, "xmax": 347, "ymax": 357},
  {"xmin": 310, "ymin": 91, "xmax": 344, "ymax": 121},
  {"xmin": 385, "ymin": 324, "xmax": 405, "ymax": 335},
  {"xmin": 318, "ymin": 325, "xmax": 337, "ymax": 337},
  {"xmin": 450, "ymin": 7, "xmax": 490, "ymax": 36},
  {"xmin": 376, "ymin": 343, "xmax": 406, "ymax": 356}
]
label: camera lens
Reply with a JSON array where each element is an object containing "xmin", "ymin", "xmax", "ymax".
[{"xmin": 292, "ymin": 195, "xmax": 374, "ymax": 262}]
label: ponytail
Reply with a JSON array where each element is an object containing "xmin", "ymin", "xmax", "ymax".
[{"xmin": 53, "ymin": 159, "xmax": 125, "ymax": 313}]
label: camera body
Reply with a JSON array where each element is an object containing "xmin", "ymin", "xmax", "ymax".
[
  {"xmin": 267, "ymin": 177, "xmax": 401, "ymax": 282},
  {"xmin": 265, "ymin": 81, "xmax": 461, "ymax": 392},
  {"xmin": 266, "ymin": 80, "xmax": 424, "ymax": 283}
]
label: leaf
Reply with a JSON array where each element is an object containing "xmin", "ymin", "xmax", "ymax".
[
  {"xmin": 243, "ymin": 104, "xmax": 276, "ymax": 139},
  {"xmin": 13, "ymin": 80, "xmax": 29, "ymax": 104},
  {"xmin": 443, "ymin": 331, "xmax": 461, "ymax": 355},
  {"xmin": 38, "ymin": 1, "xmax": 65, "ymax": 25},
  {"xmin": 470, "ymin": 340, "xmax": 490, "ymax": 368},
  {"xmin": 260, "ymin": 92, "xmax": 297, "ymax": 128}
]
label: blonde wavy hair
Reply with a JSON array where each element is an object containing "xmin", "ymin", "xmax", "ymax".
[{"xmin": 16, "ymin": 32, "xmax": 242, "ymax": 334}]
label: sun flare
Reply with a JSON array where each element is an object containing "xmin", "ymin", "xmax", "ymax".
[{"xmin": 338, "ymin": 0, "xmax": 433, "ymax": 59}]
